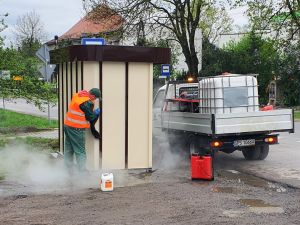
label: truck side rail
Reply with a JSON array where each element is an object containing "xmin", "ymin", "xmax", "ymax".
[{"xmin": 162, "ymin": 109, "xmax": 294, "ymax": 136}]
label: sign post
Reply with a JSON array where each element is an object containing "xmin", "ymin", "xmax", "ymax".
[{"xmin": 36, "ymin": 44, "xmax": 56, "ymax": 122}]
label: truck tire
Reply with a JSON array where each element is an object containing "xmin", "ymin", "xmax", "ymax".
[
  {"xmin": 242, "ymin": 146, "xmax": 260, "ymax": 160},
  {"xmin": 257, "ymin": 145, "xmax": 269, "ymax": 160},
  {"xmin": 242, "ymin": 145, "xmax": 269, "ymax": 160}
]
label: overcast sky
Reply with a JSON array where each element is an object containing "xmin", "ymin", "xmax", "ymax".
[
  {"xmin": 0, "ymin": 0, "xmax": 248, "ymax": 46},
  {"xmin": 1, "ymin": 0, "xmax": 83, "ymax": 46}
]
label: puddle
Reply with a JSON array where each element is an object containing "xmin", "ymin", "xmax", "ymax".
[
  {"xmin": 212, "ymin": 186, "xmax": 240, "ymax": 194},
  {"xmin": 239, "ymin": 199, "xmax": 284, "ymax": 214},
  {"xmin": 240, "ymin": 199, "xmax": 277, "ymax": 207},
  {"xmin": 221, "ymin": 170, "xmax": 269, "ymax": 188},
  {"xmin": 249, "ymin": 207, "xmax": 284, "ymax": 214},
  {"xmin": 222, "ymin": 210, "xmax": 244, "ymax": 218},
  {"xmin": 226, "ymin": 170, "xmax": 240, "ymax": 174},
  {"xmin": 268, "ymin": 182, "xmax": 287, "ymax": 193},
  {"xmin": 220, "ymin": 170, "xmax": 287, "ymax": 192}
]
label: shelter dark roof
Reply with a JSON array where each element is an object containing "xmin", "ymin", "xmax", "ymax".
[{"xmin": 50, "ymin": 45, "xmax": 171, "ymax": 65}]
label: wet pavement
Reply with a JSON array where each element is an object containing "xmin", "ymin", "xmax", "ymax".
[{"xmin": 215, "ymin": 122, "xmax": 300, "ymax": 188}]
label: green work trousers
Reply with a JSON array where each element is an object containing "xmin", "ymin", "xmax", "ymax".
[{"xmin": 64, "ymin": 125, "xmax": 87, "ymax": 172}]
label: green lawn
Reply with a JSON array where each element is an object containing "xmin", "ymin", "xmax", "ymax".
[
  {"xmin": 295, "ymin": 111, "xmax": 300, "ymax": 121},
  {"xmin": 0, "ymin": 109, "xmax": 58, "ymax": 134},
  {"xmin": 0, "ymin": 137, "xmax": 59, "ymax": 152}
]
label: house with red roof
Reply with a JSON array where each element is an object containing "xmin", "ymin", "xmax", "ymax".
[{"xmin": 47, "ymin": 4, "xmax": 124, "ymax": 49}]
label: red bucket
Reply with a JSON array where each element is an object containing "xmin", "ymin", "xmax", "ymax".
[{"xmin": 191, "ymin": 155, "xmax": 213, "ymax": 180}]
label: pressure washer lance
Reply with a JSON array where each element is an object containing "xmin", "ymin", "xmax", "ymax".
[{"xmin": 50, "ymin": 151, "xmax": 64, "ymax": 159}]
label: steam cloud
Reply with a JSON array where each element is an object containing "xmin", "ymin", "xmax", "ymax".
[{"xmin": 0, "ymin": 141, "xmax": 99, "ymax": 195}]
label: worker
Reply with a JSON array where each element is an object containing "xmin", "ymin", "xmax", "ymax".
[{"xmin": 64, "ymin": 88, "xmax": 101, "ymax": 173}]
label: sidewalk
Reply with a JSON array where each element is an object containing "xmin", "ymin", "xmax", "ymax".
[
  {"xmin": 1, "ymin": 129, "xmax": 59, "ymax": 139},
  {"xmin": 17, "ymin": 129, "xmax": 59, "ymax": 139}
]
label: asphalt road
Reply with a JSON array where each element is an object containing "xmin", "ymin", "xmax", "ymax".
[
  {"xmin": 0, "ymin": 98, "xmax": 58, "ymax": 120},
  {"xmin": 215, "ymin": 122, "xmax": 300, "ymax": 188}
]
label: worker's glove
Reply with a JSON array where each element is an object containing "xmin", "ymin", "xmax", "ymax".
[
  {"xmin": 90, "ymin": 116, "xmax": 99, "ymax": 125},
  {"xmin": 90, "ymin": 121, "xmax": 101, "ymax": 139},
  {"xmin": 94, "ymin": 108, "xmax": 101, "ymax": 116},
  {"xmin": 91, "ymin": 127, "xmax": 101, "ymax": 139}
]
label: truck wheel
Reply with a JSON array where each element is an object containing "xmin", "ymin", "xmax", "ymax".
[
  {"xmin": 242, "ymin": 147, "xmax": 260, "ymax": 160},
  {"xmin": 242, "ymin": 145, "xmax": 269, "ymax": 160},
  {"xmin": 257, "ymin": 145, "xmax": 269, "ymax": 160}
]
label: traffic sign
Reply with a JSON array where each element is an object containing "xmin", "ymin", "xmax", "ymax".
[
  {"xmin": 0, "ymin": 70, "xmax": 10, "ymax": 79},
  {"xmin": 36, "ymin": 44, "xmax": 50, "ymax": 63},
  {"xmin": 38, "ymin": 64, "xmax": 56, "ymax": 81},
  {"xmin": 12, "ymin": 75, "xmax": 23, "ymax": 81},
  {"xmin": 81, "ymin": 38, "xmax": 106, "ymax": 45},
  {"xmin": 161, "ymin": 64, "xmax": 170, "ymax": 78}
]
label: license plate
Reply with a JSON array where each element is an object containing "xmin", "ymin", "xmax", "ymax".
[{"xmin": 233, "ymin": 139, "xmax": 255, "ymax": 147}]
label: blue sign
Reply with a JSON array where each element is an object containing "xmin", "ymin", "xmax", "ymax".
[
  {"xmin": 161, "ymin": 64, "xmax": 170, "ymax": 77},
  {"xmin": 81, "ymin": 38, "xmax": 106, "ymax": 45}
]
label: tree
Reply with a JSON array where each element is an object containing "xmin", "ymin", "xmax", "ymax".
[
  {"xmin": 277, "ymin": 45, "xmax": 300, "ymax": 106},
  {"xmin": 0, "ymin": 76, "xmax": 57, "ymax": 111},
  {"xmin": 219, "ymin": 33, "xmax": 281, "ymax": 104},
  {"xmin": 14, "ymin": 11, "xmax": 47, "ymax": 56},
  {"xmin": 235, "ymin": 0, "xmax": 300, "ymax": 42},
  {"xmin": 201, "ymin": 37, "xmax": 229, "ymax": 76},
  {"xmin": 0, "ymin": 47, "xmax": 40, "ymax": 78},
  {"xmin": 198, "ymin": 4, "xmax": 233, "ymax": 44},
  {"xmin": 0, "ymin": 12, "xmax": 8, "ymax": 46},
  {"xmin": 83, "ymin": 0, "xmax": 228, "ymax": 77}
]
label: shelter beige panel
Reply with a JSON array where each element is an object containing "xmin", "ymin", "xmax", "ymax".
[
  {"xmin": 59, "ymin": 63, "xmax": 63, "ymax": 152},
  {"xmin": 128, "ymin": 63, "xmax": 153, "ymax": 168},
  {"xmin": 83, "ymin": 62, "xmax": 100, "ymax": 171},
  {"xmin": 67, "ymin": 62, "xmax": 72, "ymax": 106},
  {"xmin": 77, "ymin": 62, "xmax": 82, "ymax": 91},
  {"xmin": 63, "ymin": 63, "xmax": 68, "ymax": 117},
  {"xmin": 62, "ymin": 63, "xmax": 68, "ymax": 154},
  {"xmin": 71, "ymin": 62, "xmax": 77, "ymax": 96},
  {"xmin": 102, "ymin": 62, "xmax": 126, "ymax": 169}
]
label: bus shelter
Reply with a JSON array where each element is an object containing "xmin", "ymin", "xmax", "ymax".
[{"xmin": 50, "ymin": 45, "xmax": 170, "ymax": 170}]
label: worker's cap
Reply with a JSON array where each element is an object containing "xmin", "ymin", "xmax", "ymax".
[{"xmin": 89, "ymin": 88, "xmax": 101, "ymax": 99}]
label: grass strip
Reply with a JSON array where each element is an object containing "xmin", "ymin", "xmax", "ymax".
[
  {"xmin": 0, "ymin": 137, "xmax": 59, "ymax": 152},
  {"xmin": 0, "ymin": 109, "xmax": 58, "ymax": 134}
]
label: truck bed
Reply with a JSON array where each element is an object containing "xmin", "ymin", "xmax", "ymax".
[{"xmin": 162, "ymin": 109, "xmax": 294, "ymax": 135}]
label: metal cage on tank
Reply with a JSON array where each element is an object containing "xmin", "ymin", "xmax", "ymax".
[{"xmin": 198, "ymin": 74, "xmax": 259, "ymax": 114}]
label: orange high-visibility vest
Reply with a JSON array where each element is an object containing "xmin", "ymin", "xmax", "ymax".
[{"xmin": 64, "ymin": 93, "xmax": 92, "ymax": 128}]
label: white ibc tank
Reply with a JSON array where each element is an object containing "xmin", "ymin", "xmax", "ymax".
[{"xmin": 198, "ymin": 74, "xmax": 259, "ymax": 114}]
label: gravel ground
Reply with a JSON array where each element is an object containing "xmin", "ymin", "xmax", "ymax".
[
  {"xmin": 1, "ymin": 165, "xmax": 300, "ymax": 225},
  {"xmin": 1, "ymin": 137, "xmax": 300, "ymax": 225}
]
